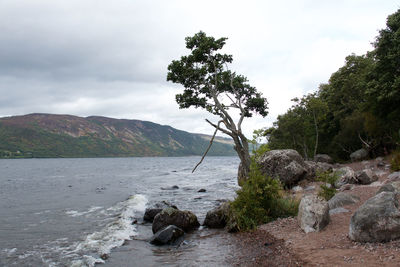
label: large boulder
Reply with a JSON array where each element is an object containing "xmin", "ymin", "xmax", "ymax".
[
  {"xmin": 152, "ymin": 207, "xmax": 200, "ymax": 234},
  {"xmin": 257, "ymin": 149, "xmax": 308, "ymax": 186},
  {"xmin": 150, "ymin": 225, "xmax": 184, "ymax": 245},
  {"xmin": 349, "ymin": 192, "xmax": 400, "ymax": 242},
  {"xmin": 355, "ymin": 169, "xmax": 378, "ymax": 185},
  {"xmin": 388, "ymin": 172, "xmax": 400, "ymax": 182},
  {"xmin": 350, "ymin": 148, "xmax": 368, "ymax": 162},
  {"xmin": 298, "ymin": 195, "xmax": 330, "ymax": 233},
  {"xmin": 335, "ymin": 166, "xmax": 357, "ymax": 187},
  {"xmin": 203, "ymin": 202, "xmax": 230, "ymax": 228},
  {"xmin": 314, "ymin": 154, "xmax": 334, "ymax": 164},
  {"xmin": 328, "ymin": 192, "xmax": 360, "ymax": 210},
  {"xmin": 144, "ymin": 201, "xmax": 178, "ymax": 222},
  {"xmin": 305, "ymin": 161, "xmax": 333, "ymax": 180}
]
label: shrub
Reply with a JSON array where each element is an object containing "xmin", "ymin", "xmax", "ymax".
[
  {"xmin": 316, "ymin": 170, "xmax": 339, "ymax": 200},
  {"xmin": 391, "ymin": 151, "xmax": 400, "ymax": 171},
  {"xmin": 229, "ymin": 162, "xmax": 299, "ymax": 231}
]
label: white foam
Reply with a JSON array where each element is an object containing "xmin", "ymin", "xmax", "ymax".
[
  {"xmin": 73, "ymin": 194, "xmax": 148, "ymax": 262},
  {"xmin": 65, "ymin": 206, "xmax": 103, "ymax": 217}
]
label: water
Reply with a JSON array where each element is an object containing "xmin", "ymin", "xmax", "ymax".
[{"xmin": 0, "ymin": 157, "xmax": 240, "ymax": 266}]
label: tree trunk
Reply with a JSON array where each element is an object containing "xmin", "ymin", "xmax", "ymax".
[{"xmin": 313, "ymin": 110, "xmax": 319, "ymax": 158}]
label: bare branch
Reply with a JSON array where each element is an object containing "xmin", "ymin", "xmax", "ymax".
[
  {"xmin": 358, "ymin": 133, "xmax": 371, "ymax": 148},
  {"xmin": 192, "ymin": 121, "xmax": 222, "ymax": 173},
  {"xmin": 205, "ymin": 119, "xmax": 233, "ymax": 137}
]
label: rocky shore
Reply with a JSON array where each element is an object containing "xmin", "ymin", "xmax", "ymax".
[{"xmin": 230, "ymin": 157, "xmax": 400, "ymax": 266}]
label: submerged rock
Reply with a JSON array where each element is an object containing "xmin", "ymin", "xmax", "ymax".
[
  {"xmin": 150, "ymin": 225, "xmax": 184, "ymax": 245},
  {"xmin": 298, "ymin": 195, "xmax": 330, "ymax": 233},
  {"xmin": 349, "ymin": 192, "xmax": 400, "ymax": 242},
  {"xmin": 203, "ymin": 202, "xmax": 230, "ymax": 229},
  {"xmin": 152, "ymin": 207, "xmax": 200, "ymax": 234}
]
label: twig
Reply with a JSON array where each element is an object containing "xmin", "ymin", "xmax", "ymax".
[{"xmin": 192, "ymin": 121, "xmax": 222, "ymax": 173}]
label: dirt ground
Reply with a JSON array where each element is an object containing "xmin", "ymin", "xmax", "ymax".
[{"xmin": 230, "ymin": 158, "xmax": 400, "ymax": 267}]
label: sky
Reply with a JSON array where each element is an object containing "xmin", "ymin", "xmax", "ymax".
[{"xmin": 0, "ymin": 0, "xmax": 399, "ymax": 138}]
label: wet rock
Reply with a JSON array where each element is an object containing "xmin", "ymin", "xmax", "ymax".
[
  {"xmin": 143, "ymin": 201, "xmax": 178, "ymax": 222},
  {"xmin": 150, "ymin": 225, "xmax": 184, "ymax": 245},
  {"xmin": 314, "ymin": 154, "xmax": 334, "ymax": 164},
  {"xmin": 298, "ymin": 195, "xmax": 330, "ymax": 233},
  {"xmin": 355, "ymin": 169, "xmax": 378, "ymax": 185},
  {"xmin": 203, "ymin": 202, "xmax": 230, "ymax": 228},
  {"xmin": 335, "ymin": 167, "xmax": 357, "ymax": 187},
  {"xmin": 161, "ymin": 185, "xmax": 179, "ymax": 190},
  {"xmin": 100, "ymin": 254, "xmax": 109, "ymax": 260},
  {"xmin": 152, "ymin": 207, "xmax": 200, "ymax": 234},
  {"xmin": 257, "ymin": 149, "xmax": 308, "ymax": 187},
  {"xmin": 350, "ymin": 148, "xmax": 368, "ymax": 162},
  {"xmin": 349, "ymin": 192, "xmax": 400, "ymax": 242},
  {"xmin": 198, "ymin": 189, "xmax": 206, "ymax": 193},
  {"xmin": 328, "ymin": 192, "xmax": 360, "ymax": 209}
]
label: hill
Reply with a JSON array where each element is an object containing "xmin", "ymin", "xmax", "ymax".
[{"xmin": 0, "ymin": 113, "xmax": 236, "ymax": 158}]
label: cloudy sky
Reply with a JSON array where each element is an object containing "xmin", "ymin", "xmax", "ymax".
[{"xmin": 0, "ymin": 1, "xmax": 399, "ymax": 137}]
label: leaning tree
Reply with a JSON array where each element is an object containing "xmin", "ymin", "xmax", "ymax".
[{"xmin": 167, "ymin": 31, "xmax": 268, "ymax": 183}]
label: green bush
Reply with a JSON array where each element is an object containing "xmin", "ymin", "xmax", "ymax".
[
  {"xmin": 316, "ymin": 171, "xmax": 339, "ymax": 200},
  {"xmin": 391, "ymin": 151, "xmax": 400, "ymax": 171},
  {"xmin": 229, "ymin": 162, "xmax": 299, "ymax": 231}
]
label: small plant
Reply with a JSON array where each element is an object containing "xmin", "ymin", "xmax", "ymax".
[
  {"xmin": 229, "ymin": 162, "xmax": 299, "ymax": 231},
  {"xmin": 316, "ymin": 170, "xmax": 340, "ymax": 201},
  {"xmin": 391, "ymin": 151, "xmax": 400, "ymax": 171}
]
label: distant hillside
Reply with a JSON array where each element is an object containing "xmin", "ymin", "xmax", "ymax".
[{"xmin": 0, "ymin": 114, "xmax": 236, "ymax": 158}]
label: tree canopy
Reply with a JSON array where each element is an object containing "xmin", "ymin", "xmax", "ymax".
[
  {"xmin": 167, "ymin": 31, "xmax": 268, "ymax": 180},
  {"xmin": 267, "ymin": 8, "xmax": 400, "ymax": 161}
]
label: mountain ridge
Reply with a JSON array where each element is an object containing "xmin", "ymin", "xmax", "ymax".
[{"xmin": 0, "ymin": 113, "xmax": 235, "ymax": 158}]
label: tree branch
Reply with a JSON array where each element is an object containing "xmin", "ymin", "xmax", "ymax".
[
  {"xmin": 205, "ymin": 119, "xmax": 233, "ymax": 137},
  {"xmin": 192, "ymin": 121, "xmax": 222, "ymax": 173}
]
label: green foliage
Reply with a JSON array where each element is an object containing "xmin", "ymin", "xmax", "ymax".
[
  {"xmin": 267, "ymin": 9, "xmax": 400, "ymax": 161},
  {"xmin": 391, "ymin": 151, "xmax": 400, "ymax": 171},
  {"xmin": 229, "ymin": 163, "xmax": 299, "ymax": 231},
  {"xmin": 316, "ymin": 171, "xmax": 339, "ymax": 200}
]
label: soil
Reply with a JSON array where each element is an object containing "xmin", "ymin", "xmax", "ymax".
[{"xmin": 229, "ymin": 158, "xmax": 400, "ymax": 266}]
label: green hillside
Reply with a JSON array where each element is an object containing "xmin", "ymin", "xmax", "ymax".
[{"xmin": 0, "ymin": 114, "xmax": 235, "ymax": 158}]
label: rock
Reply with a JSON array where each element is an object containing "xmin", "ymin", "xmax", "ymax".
[
  {"xmin": 305, "ymin": 161, "xmax": 333, "ymax": 179},
  {"xmin": 304, "ymin": 185, "xmax": 316, "ymax": 192},
  {"xmin": 152, "ymin": 207, "xmax": 200, "ymax": 234},
  {"xmin": 257, "ymin": 149, "xmax": 308, "ymax": 186},
  {"xmin": 161, "ymin": 185, "xmax": 179, "ymax": 190},
  {"xmin": 339, "ymin": 184, "xmax": 354, "ymax": 191},
  {"xmin": 328, "ymin": 192, "xmax": 360, "ymax": 209},
  {"xmin": 198, "ymin": 189, "xmax": 206, "ymax": 193},
  {"xmin": 203, "ymin": 202, "xmax": 230, "ymax": 228},
  {"xmin": 329, "ymin": 207, "xmax": 350, "ymax": 215},
  {"xmin": 143, "ymin": 201, "xmax": 178, "ymax": 222},
  {"xmin": 292, "ymin": 186, "xmax": 303, "ymax": 193},
  {"xmin": 314, "ymin": 154, "xmax": 334, "ymax": 164},
  {"xmin": 376, "ymin": 184, "xmax": 396, "ymax": 195},
  {"xmin": 150, "ymin": 225, "xmax": 184, "ymax": 245},
  {"xmin": 298, "ymin": 195, "xmax": 330, "ymax": 233},
  {"xmin": 355, "ymin": 169, "xmax": 378, "ymax": 185},
  {"xmin": 335, "ymin": 166, "xmax": 357, "ymax": 187},
  {"xmin": 350, "ymin": 148, "xmax": 368, "ymax": 162},
  {"xmin": 349, "ymin": 192, "xmax": 400, "ymax": 242},
  {"xmin": 376, "ymin": 157, "xmax": 386, "ymax": 167},
  {"xmin": 388, "ymin": 172, "xmax": 400, "ymax": 182}
]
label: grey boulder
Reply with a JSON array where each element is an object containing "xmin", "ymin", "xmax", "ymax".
[
  {"xmin": 350, "ymin": 148, "xmax": 368, "ymax": 162},
  {"xmin": 349, "ymin": 192, "xmax": 400, "ymax": 242},
  {"xmin": 144, "ymin": 201, "xmax": 178, "ymax": 222},
  {"xmin": 314, "ymin": 154, "xmax": 334, "ymax": 164},
  {"xmin": 298, "ymin": 195, "xmax": 330, "ymax": 233},
  {"xmin": 152, "ymin": 207, "xmax": 200, "ymax": 234},
  {"xmin": 335, "ymin": 167, "xmax": 357, "ymax": 187},
  {"xmin": 203, "ymin": 202, "xmax": 230, "ymax": 228},
  {"xmin": 257, "ymin": 149, "xmax": 308, "ymax": 186},
  {"xmin": 328, "ymin": 192, "xmax": 360, "ymax": 210},
  {"xmin": 355, "ymin": 169, "xmax": 378, "ymax": 185},
  {"xmin": 150, "ymin": 225, "xmax": 184, "ymax": 245}
]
